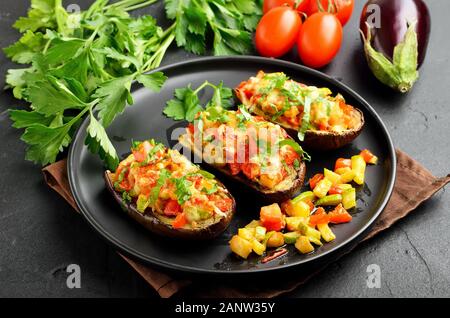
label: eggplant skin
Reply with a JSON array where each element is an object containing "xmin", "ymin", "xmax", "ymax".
[
  {"xmin": 178, "ymin": 136, "xmax": 306, "ymax": 204},
  {"xmin": 104, "ymin": 172, "xmax": 236, "ymax": 240},
  {"xmin": 288, "ymin": 108, "xmax": 365, "ymax": 151}
]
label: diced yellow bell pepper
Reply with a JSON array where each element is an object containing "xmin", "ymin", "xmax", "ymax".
[
  {"xmin": 335, "ymin": 167, "xmax": 352, "ymax": 175},
  {"xmin": 295, "ymin": 236, "xmax": 315, "ymax": 254},
  {"xmin": 285, "ymin": 216, "xmax": 308, "ymax": 231},
  {"xmin": 351, "ymin": 155, "xmax": 366, "ymax": 185},
  {"xmin": 290, "ymin": 200, "xmax": 311, "ymax": 217},
  {"xmin": 313, "ymin": 178, "xmax": 333, "ymax": 198},
  {"xmin": 324, "ymin": 168, "xmax": 341, "ymax": 185},
  {"xmin": 342, "ymin": 187, "xmax": 356, "ymax": 210},
  {"xmin": 229, "ymin": 235, "xmax": 253, "ymax": 259},
  {"xmin": 336, "ymin": 183, "xmax": 352, "ymax": 191},
  {"xmin": 238, "ymin": 228, "xmax": 255, "ymax": 241},
  {"xmin": 297, "ymin": 221, "xmax": 322, "ymax": 245},
  {"xmin": 339, "ymin": 169, "xmax": 356, "ymax": 184},
  {"xmin": 245, "ymin": 220, "xmax": 261, "ymax": 228},
  {"xmin": 254, "ymin": 226, "xmax": 266, "ymax": 242},
  {"xmin": 266, "ymin": 232, "xmax": 285, "ymax": 248},
  {"xmin": 252, "ymin": 239, "xmax": 266, "ymax": 255},
  {"xmin": 317, "ymin": 223, "xmax": 336, "ymax": 242}
]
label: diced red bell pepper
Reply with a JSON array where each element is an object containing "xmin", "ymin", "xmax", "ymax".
[
  {"xmin": 164, "ymin": 199, "xmax": 182, "ymax": 216},
  {"xmin": 360, "ymin": 149, "xmax": 378, "ymax": 164},
  {"xmin": 328, "ymin": 204, "xmax": 352, "ymax": 224},
  {"xmin": 334, "ymin": 158, "xmax": 352, "ymax": 171},
  {"xmin": 214, "ymin": 196, "xmax": 233, "ymax": 212},
  {"xmin": 260, "ymin": 203, "xmax": 285, "ymax": 231},
  {"xmin": 328, "ymin": 185, "xmax": 343, "ymax": 195},
  {"xmin": 309, "ymin": 173, "xmax": 324, "ymax": 190},
  {"xmin": 283, "ymin": 147, "xmax": 300, "ymax": 165},
  {"xmin": 309, "ymin": 207, "xmax": 330, "ymax": 227},
  {"xmin": 172, "ymin": 213, "xmax": 187, "ymax": 229}
]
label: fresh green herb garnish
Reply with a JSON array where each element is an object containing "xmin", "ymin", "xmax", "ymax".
[
  {"xmin": 279, "ymin": 139, "xmax": 311, "ymax": 162},
  {"xmin": 122, "ymin": 191, "xmax": 132, "ymax": 204},
  {"xmin": 293, "ymin": 158, "xmax": 300, "ymax": 170},
  {"xmin": 173, "ymin": 176, "xmax": 192, "ymax": 205},
  {"xmin": 202, "ymin": 183, "xmax": 218, "ymax": 195},
  {"xmin": 164, "ymin": 81, "xmax": 233, "ymax": 122},
  {"xmin": 165, "ymin": 0, "xmax": 262, "ymax": 56},
  {"xmin": 150, "ymin": 169, "xmax": 171, "ymax": 205},
  {"xmin": 197, "ymin": 169, "xmax": 215, "ymax": 179},
  {"xmin": 298, "ymin": 96, "xmax": 311, "ymax": 141},
  {"xmin": 4, "ymin": 0, "xmax": 170, "ymax": 170}
]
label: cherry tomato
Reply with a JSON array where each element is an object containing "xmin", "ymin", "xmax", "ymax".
[
  {"xmin": 306, "ymin": 0, "xmax": 354, "ymax": 26},
  {"xmin": 297, "ymin": 12, "xmax": 343, "ymax": 68},
  {"xmin": 263, "ymin": 0, "xmax": 310, "ymax": 14},
  {"xmin": 255, "ymin": 6, "xmax": 302, "ymax": 58}
]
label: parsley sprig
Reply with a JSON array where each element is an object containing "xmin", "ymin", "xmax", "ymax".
[
  {"xmin": 5, "ymin": 0, "xmax": 170, "ymax": 170},
  {"xmin": 165, "ymin": 0, "xmax": 262, "ymax": 55},
  {"xmin": 163, "ymin": 80, "xmax": 233, "ymax": 122}
]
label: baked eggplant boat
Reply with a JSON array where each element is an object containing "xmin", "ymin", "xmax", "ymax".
[
  {"xmin": 178, "ymin": 107, "xmax": 307, "ymax": 203},
  {"xmin": 105, "ymin": 139, "xmax": 235, "ymax": 240},
  {"xmin": 235, "ymin": 71, "xmax": 365, "ymax": 151}
]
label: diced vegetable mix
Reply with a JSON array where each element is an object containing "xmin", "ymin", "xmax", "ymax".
[{"xmin": 229, "ymin": 149, "xmax": 378, "ymax": 259}]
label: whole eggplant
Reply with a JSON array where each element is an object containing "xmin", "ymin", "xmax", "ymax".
[
  {"xmin": 359, "ymin": 0, "xmax": 430, "ymax": 92},
  {"xmin": 360, "ymin": 0, "xmax": 430, "ymax": 67}
]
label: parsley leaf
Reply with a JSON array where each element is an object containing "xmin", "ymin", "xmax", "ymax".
[
  {"xmin": 26, "ymin": 75, "xmax": 87, "ymax": 115},
  {"xmin": 164, "ymin": 81, "xmax": 234, "ymax": 122},
  {"xmin": 174, "ymin": 176, "xmax": 192, "ymax": 205},
  {"xmin": 279, "ymin": 139, "xmax": 311, "ymax": 162},
  {"xmin": 150, "ymin": 169, "xmax": 171, "ymax": 205},
  {"xmin": 21, "ymin": 122, "xmax": 72, "ymax": 165},
  {"xmin": 85, "ymin": 111, "xmax": 119, "ymax": 171},
  {"xmin": 93, "ymin": 75, "xmax": 133, "ymax": 127},
  {"xmin": 136, "ymin": 72, "xmax": 168, "ymax": 92},
  {"xmin": 9, "ymin": 110, "xmax": 55, "ymax": 128}
]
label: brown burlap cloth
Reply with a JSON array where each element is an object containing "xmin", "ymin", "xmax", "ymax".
[{"xmin": 42, "ymin": 149, "xmax": 450, "ymax": 298}]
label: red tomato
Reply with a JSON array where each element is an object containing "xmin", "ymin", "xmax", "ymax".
[
  {"xmin": 263, "ymin": 0, "xmax": 310, "ymax": 14},
  {"xmin": 214, "ymin": 196, "xmax": 233, "ymax": 212},
  {"xmin": 306, "ymin": 0, "xmax": 354, "ymax": 26},
  {"xmin": 297, "ymin": 12, "xmax": 343, "ymax": 68},
  {"xmin": 256, "ymin": 6, "xmax": 302, "ymax": 58},
  {"xmin": 328, "ymin": 203, "xmax": 352, "ymax": 223},
  {"xmin": 164, "ymin": 199, "xmax": 182, "ymax": 216},
  {"xmin": 309, "ymin": 173, "xmax": 324, "ymax": 189},
  {"xmin": 334, "ymin": 158, "xmax": 352, "ymax": 170},
  {"xmin": 260, "ymin": 204, "xmax": 285, "ymax": 231},
  {"xmin": 172, "ymin": 213, "xmax": 187, "ymax": 229},
  {"xmin": 228, "ymin": 163, "xmax": 241, "ymax": 175},
  {"xmin": 283, "ymin": 147, "xmax": 300, "ymax": 165},
  {"xmin": 241, "ymin": 162, "xmax": 260, "ymax": 179}
]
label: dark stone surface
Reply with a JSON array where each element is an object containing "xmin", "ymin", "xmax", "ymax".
[{"xmin": 0, "ymin": 0, "xmax": 448, "ymax": 297}]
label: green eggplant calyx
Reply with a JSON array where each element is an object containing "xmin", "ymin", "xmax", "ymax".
[{"xmin": 360, "ymin": 21, "xmax": 419, "ymax": 93}]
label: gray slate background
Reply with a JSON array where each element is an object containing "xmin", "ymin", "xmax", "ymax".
[{"xmin": 0, "ymin": 0, "xmax": 449, "ymax": 297}]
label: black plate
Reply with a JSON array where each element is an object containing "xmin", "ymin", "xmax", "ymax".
[{"xmin": 68, "ymin": 56, "xmax": 396, "ymax": 275}]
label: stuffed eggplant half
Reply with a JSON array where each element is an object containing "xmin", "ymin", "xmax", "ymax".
[
  {"xmin": 105, "ymin": 140, "xmax": 235, "ymax": 240},
  {"xmin": 178, "ymin": 107, "xmax": 308, "ymax": 203},
  {"xmin": 236, "ymin": 71, "xmax": 365, "ymax": 151}
]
